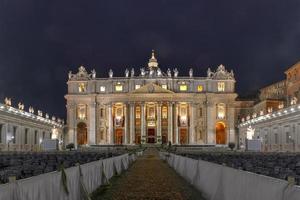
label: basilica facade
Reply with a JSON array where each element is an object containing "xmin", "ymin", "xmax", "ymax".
[{"xmin": 65, "ymin": 51, "xmax": 237, "ymax": 146}]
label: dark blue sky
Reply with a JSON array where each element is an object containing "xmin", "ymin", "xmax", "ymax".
[{"xmin": 0, "ymin": 0, "xmax": 300, "ymax": 119}]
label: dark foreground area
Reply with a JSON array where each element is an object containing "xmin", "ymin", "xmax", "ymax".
[
  {"xmin": 177, "ymin": 151, "xmax": 300, "ymax": 185},
  {"xmin": 92, "ymin": 148, "xmax": 204, "ymax": 200}
]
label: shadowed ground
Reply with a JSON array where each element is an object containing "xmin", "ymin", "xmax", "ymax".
[{"xmin": 91, "ymin": 148, "xmax": 205, "ymax": 200}]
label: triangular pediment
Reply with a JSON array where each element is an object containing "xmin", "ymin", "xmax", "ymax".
[{"xmin": 131, "ymin": 83, "xmax": 174, "ymax": 94}]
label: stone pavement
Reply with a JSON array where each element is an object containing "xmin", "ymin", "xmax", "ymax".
[{"xmin": 92, "ymin": 148, "xmax": 205, "ymax": 200}]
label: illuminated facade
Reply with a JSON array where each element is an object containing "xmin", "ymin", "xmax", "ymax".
[
  {"xmin": 0, "ymin": 100, "xmax": 64, "ymax": 151},
  {"xmin": 65, "ymin": 51, "xmax": 237, "ymax": 146},
  {"xmin": 239, "ymin": 61, "xmax": 300, "ymax": 152}
]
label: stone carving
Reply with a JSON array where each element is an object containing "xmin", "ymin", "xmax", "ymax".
[
  {"xmin": 125, "ymin": 68, "xmax": 129, "ymax": 77},
  {"xmin": 189, "ymin": 68, "xmax": 193, "ymax": 78},
  {"xmin": 109, "ymin": 69, "xmax": 113, "ymax": 78},
  {"xmin": 207, "ymin": 65, "xmax": 234, "ymax": 80},
  {"xmin": 149, "ymin": 68, "xmax": 154, "ymax": 76},
  {"xmin": 18, "ymin": 102, "xmax": 24, "ymax": 110},
  {"xmin": 140, "ymin": 68, "xmax": 145, "ymax": 76},
  {"xmin": 38, "ymin": 110, "xmax": 43, "ymax": 117},
  {"xmin": 68, "ymin": 71, "xmax": 72, "ymax": 79},
  {"xmin": 167, "ymin": 68, "xmax": 172, "ymax": 77},
  {"xmin": 173, "ymin": 68, "xmax": 178, "ymax": 77},
  {"xmin": 4, "ymin": 98, "xmax": 11, "ymax": 106},
  {"xmin": 91, "ymin": 69, "xmax": 96, "ymax": 79},
  {"xmin": 29, "ymin": 106, "xmax": 34, "ymax": 114},
  {"xmin": 291, "ymin": 97, "xmax": 298, "ymax": 105},
  {"xmin": 68, "ymin": 66, "xmax": 95, "ymax": 80},
  {"xmin": 207, "ymin": 68, "xmax": 212, "ymax": 78},
  {"xmin": 157, "ymin": 68, "xmax": 162, "ymax": 76}
]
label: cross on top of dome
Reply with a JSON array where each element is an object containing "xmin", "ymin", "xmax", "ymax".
[{"xmin": 148, "ymin": 50, "xmax": 158, "ymax": 68}]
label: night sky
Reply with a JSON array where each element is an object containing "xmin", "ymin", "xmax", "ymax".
[{"xmin": 0, "ymin": 0, "xmax": 300, "ymax": 119}]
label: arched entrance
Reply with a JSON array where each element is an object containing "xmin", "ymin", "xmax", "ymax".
[
  {"xmin": 77, "ymin": 122, "xmax": 87, "ymax": 145},
  {"xmin": 216, "ymin": 122, "xmax": 226, "ymax": 144}
]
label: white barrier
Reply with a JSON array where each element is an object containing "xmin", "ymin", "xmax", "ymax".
[
  {"xmin": 0, "ymin": 151, "xmax": 143, "ymax": 200},
  {"xmin": 160, "ymin": 152, "xmax": 299, "ymax": 200}
]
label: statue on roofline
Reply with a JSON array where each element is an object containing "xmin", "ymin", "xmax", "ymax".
[{"xmin": 125, "ymin": 68, "xmax": 129, "ymax": 77}]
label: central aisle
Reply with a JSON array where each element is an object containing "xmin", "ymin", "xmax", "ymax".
[{"xmin": 93, "ymin": 148, "xmax": 204, "ymax": 200}]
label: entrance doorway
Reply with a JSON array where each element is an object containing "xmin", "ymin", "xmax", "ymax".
[
  {"xmin": 115, "ymin": 129, "xmax": 123, "ymax": 145},
  {"xmin": 77, "ymin": 122, "xmax": 87, "ymax": 145},
  {"xmin": 216, "ymin": 122, "xmax": 226, "ymax": 144},
  {"xmin": 147, "ymin": 128, "xmax": 156, "ymax": 143},
  {"xmin": 180, "ymin": 129, "xmax": 188, "ymax": 144}
]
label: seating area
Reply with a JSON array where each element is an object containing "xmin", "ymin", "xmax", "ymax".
[
  {"xmin": 175, "ymin": 151, "xmax": 300, "ymax": 185},
  {"xmin": 0, "ymin": 150, "xmax": 127, "ymax": 184}
]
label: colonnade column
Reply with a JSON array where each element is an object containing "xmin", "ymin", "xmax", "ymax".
[
  {"xmin": 141, "ymin": 103, "xmax": 146, "ymax": 144},
  {"xmin": 174, "ymin": 102, "xmax": 179, "ymax": 144},
  {"xmin": 108, "ymin": 103, "xmax": 114, "ymax": 144},
  {"xmin": 189, "ymin": 103, "xmax": 195, "ymax": 144},
  {"xmin": 168, "ymin": 102, "xmax": 173, "ymax": 144},
  {"xmin": 157, "ymin": 102, "xmax": 162, "ymax": 144},
  {"xmin": 129, "ymin": 102, "xmax": 135, "ymax": 144},
  {"xmin": 89, "ymin": 102, "xmax": 96, "ymax": 145},
  {"xmin": 124, "ymin": 103, "xmax": 128, "ymax": 144}
]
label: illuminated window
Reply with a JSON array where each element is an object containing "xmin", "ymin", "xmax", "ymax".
[
  {"xmin": 179, "ymin": 104, "xmax": 188, "ymax": 126},
  {"xmin": 100, "ymin": 86, "xmax": 106, "ymax": 92},
  {"xmin": 217, "ymin": 82, "xmax": 225, "ymax": 92},
  {"xmin": 135, "ymin": 106, "xmax": 141, "ymax": 119},
  {"xmin": 77, "ymin": 104, "xmax": 87, "ymax": 120},
  {"xmin": 162, "ymin": 106, "xmax": 168, "ymax": 119},
  {"xmin": 78, "ymin": 83, "xmax": 86, "ymax": 92},
  {"xmin": 162, "ymin": 85, "xmax": 167, "ymax": 90},
  {"xmin": 179, "ymin": 85, "xmax": 187, "ymax": 91},
  {"xmin": 217, "ymin": 103, "xmax": 226, "ymax": 119},
  {"xmin": 115, "ymin": 84, "xmax": 123, "ymax": 92},
  {"xmin": 114, "ymin": 105, "xmax": 124, "ymax": 127},
  {"xmin": 197, "ymin": 85, "xmax": 203, "ymax": 92},
  {"xmin": 135, "ymin": 85, "xmax": 141, "ymax": 89}
]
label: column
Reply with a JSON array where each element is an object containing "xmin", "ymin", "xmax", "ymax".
[
  {"xmin": 174, "ymin": 103, "xmax": 179, "ymax": 144},
  {"xmin": 108, "ymin": 103, "xmax": 114, "ymax": 144},
  {"xmin": 89, "ymin": 102, "xmax": 96, "ymax": 145},
  {"xmin": 157, "ymin": 102, "xmax": 162, "ymax": 144},
  {"xmin": 168, "ymin": 102, "xmax": 173, "ymax": 144},
  {"xmin": 129, "ymin": 102, "xmax": 135, "ymax": 144},
  {"xmin": 189, "ymin": 103, "xmax": 195, "ymax": 144},
  {"xmin": 124, "ymin": 103, "xmax": 128, "ymax": 144},
  {"xmin": 141, "ymin": 103, "xmax": 146, "ymax": 144}
]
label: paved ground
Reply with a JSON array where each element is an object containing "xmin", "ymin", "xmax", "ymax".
[{"xmin": 91, "ymin": 148, "xmax": 205, "ymax": 200}]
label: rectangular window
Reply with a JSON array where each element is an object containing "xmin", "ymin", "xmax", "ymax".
[
  {"xmin": 162, "ymin": 85, "xmax": 167, "ymax": 90},
  {"xmin": 100, "ymin": 108, "xmax": 104, "ymax": 118},
  {"xmin": 100, "ymin": 86, "xmax": 106, "ymax": 92},
  {"xmin": 78, "ymin": 83, "xmax": 86, "ymax": 92},
  {"xmin": 25, "ymin": 128, "xmax": 28, "ymax": 144},
  {"xmin": 197, "ymin": 85, "xmax": 203, "ymax": 92},
  {"xmin": 274, "ymin": 133, "xmax": 278, "ymax": 144},
  {"xmin": 0, "ymin": 124, "xmax": 2, "ymax": 143},
  {"xmin": 34, "ymin": 130, "xmax": 38, "ymax": 144},
  {"xmin": 13, "ymin": 126, "xmax": 17, "ymax": 144},
  {"xmin": 77, "ymin": 104, "xmax": 87, "ymax": 120},
  {"xmin": 135, "ymin": 85, "xmax": 141, "ymax": 89},
  {"xmin": 115, "ymin": 84, "xmax": 123, "ymax": 92},
  {"xmin": 179, "ymin": 85, "xmax": 187, "ymax": 91},
  {"xmin": 286, "ymin": 132, "xmax": 290, "ymax": 143},
  {"xmin": 217, "ymin": 82, "xmax": 225, "ymax": 92}
]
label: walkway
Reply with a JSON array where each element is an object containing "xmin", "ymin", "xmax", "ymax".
[{"xmin": 92, "ymin": 148, "xmax": 204, "ymax": 200}]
